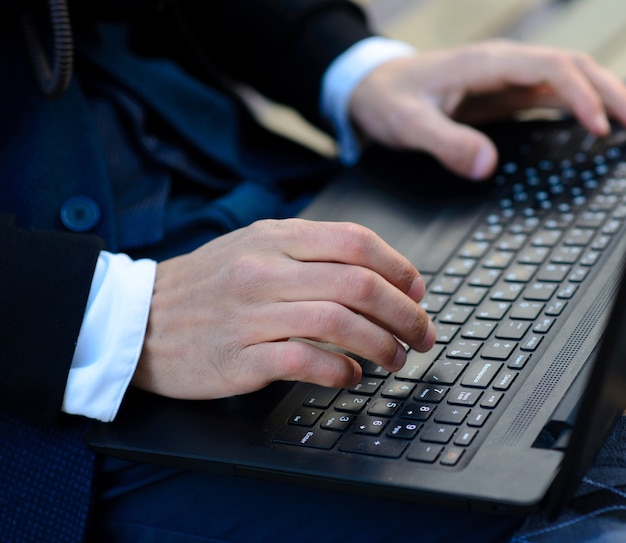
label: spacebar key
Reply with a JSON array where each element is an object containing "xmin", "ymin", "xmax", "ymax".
[
  {"xmin": 339, "ymin": 434, "xmax": 408, "ymax": 458},
  {"xmin": 273, "ymin": 428, "xmax": 339, "ymax": 449}
]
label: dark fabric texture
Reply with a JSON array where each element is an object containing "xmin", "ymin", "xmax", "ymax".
[{"xmin": 0, "ymin": 415, "xmax": 95, "ymax": 543}]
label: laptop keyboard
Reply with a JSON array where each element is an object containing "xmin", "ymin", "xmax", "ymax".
[{"xmin": 271, "ymin": 121, "xmax": 626, "ymax": 468}]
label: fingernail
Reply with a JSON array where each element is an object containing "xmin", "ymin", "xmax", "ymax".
[
  {"xmin": 595, "ymin": 113, "xmax": 610, "ymax": 135},
  {"xmin": 351, "ymin": 361, "xmax": 362, "ymax": 386},
  {"xmin": 419, "ymin": 320, "xmax": 436, "ymax": 351},
  {"xmin": 470, "ymin": 145, "xmax": 494, "ymax": 180},
  {"xmin": 393, "ymin": 344, "xmax": 407, "ymax": 371},
  {"xmin": 408, "ymin": 275, "xmax": 426, "ymax": 301}
]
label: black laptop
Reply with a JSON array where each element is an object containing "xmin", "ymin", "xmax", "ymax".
[{"xmin": 88, "ymin": 117, "xmax": 626, "ymax": 517}]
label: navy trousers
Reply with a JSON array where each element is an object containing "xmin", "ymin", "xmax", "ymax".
[{"xmin": 88, "ymin": 418, "xmax": 626, "ymax": 543}]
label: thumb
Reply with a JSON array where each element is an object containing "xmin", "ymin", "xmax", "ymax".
[{"xmin": 406, "ymin": 104, "xmax": 499, "ymax": 180}]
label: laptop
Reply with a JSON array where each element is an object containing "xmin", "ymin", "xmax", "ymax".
[{"xmin": 88, "ymin": 117, "xmax": 626, "ymax": 517}]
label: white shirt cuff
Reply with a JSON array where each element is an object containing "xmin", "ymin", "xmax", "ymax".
[
  {"xmin": 63, "ymin": 251, "xmax": 156, "ymax": 422},
  {"xmin": 321, "ymin": 36, "xmax": 417, "ymax": 165}
]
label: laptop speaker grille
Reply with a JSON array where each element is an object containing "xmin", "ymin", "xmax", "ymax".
[{"xmin": 499, "ymin": 277, "xmax": 617, "ymax": 446}]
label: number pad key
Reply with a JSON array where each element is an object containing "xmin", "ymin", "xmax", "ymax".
[
  {"xmin": 387, "ymin": 421, "xmax": 421, "ymax": 439},
  {"xmin": 421, "ymin": 424, "xmax": 456, "ymax": 444},
  {"xmin": 353, "ymin": 415, "xmax": 388, "ymax": 435},
  {"xmin": 335, "ymin": 394, "xmax": 368, "ymax": 413}
]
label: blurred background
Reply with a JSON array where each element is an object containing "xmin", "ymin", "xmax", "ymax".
[{"xmin": 252, "ymin": 0, "xmax": 626, "ymax": 156}]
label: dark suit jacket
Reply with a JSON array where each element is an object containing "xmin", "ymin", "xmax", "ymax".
[{"xmin": 0, "ymin": 1, "xmax": 373, "ymax": 540}]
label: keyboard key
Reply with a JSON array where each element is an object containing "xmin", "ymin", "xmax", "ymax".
[
  {"xmin": 445, "ymin": 258, "xmax": 477, "ymax": 277},
  {"xmin": 448, "ymin": 387, "xmax": 482, "ymax": 406},
  {"xmin": 518, "ymin": 246, "xmax": 549, "ymax": 265},
  {"xmin": 400, "ymin": 402, "xmax": 436, "ymax": 421},
  {"xmin": 273, "ymin": 427, "xmax": 339, "ymax": 449},
  {"xmin": 289, "ymin": 408, "xmax": 322, "ymax": 426},
  {"xmin": 430, "ymin": 276, "xmax": 462, "ymax": 295},
  {"xmin": 420, "ymin": 293, "xmax": 449, "ymax": 313},
  {"xmin": 367, "ymin": 399, "xmax": 401, "ymax": 417},
  {"xmin": 533, "ymin": 317, "xmax": 555, "ymax": 334},
  {"xmin": 440, "ymin": 446, "xmax": 466, "ymax": 466},
  {"xmin": 455, "ymin": 286, "xmax": 488, "ymax": 305},
  {"xmin": 353, "ymin": 415, "xmax": 388, "ymax": 435},
  {"xmin": 550, "ymin": 245, "xmax": 582, "ymax": 264},
  {"xmin": 496, "ymin": 233, "xmax": 527, "ymax": 251},
  {"xmin": 475, "ymin": 301, "xmax": 510, "ymax": 320},
  {"xmin": 523, "ymin": 282, "xmax": 557, "ymax": 301},
  {"xmin": 458, "ymin": 240, "xmax": 489, "ymax": 258},
  {"xmin": 508, "ymin": 353, "xmax": 530, "ymax": 369},
  {"xmin": 303, "ymin": 386, "xmax": 339, "ymax": 408},
  {"xmin": 335, "ymin": 394, "xmax": 368, "ymax": 413},
  {"xmin": 435, "ymin": 406, "xmax": 470, "ymax": 425},
  {"xmin": 438, "ymin": 306, "xmax": 473, "ymax": 325},
  {"xmin": 446, "ymin": 340, "xmax": 482, "ymax": 359},
  {"xmin": 468, "ymin": 268, "xmax": 501, "ymax": 287},
  {"xmin": 483, "ymin": 250, "xmax": 515, "ymax": 269},
  {"xmin": 434, "ymin": 323, "xmax": 459, "ymax": 344},
  {"xmin": 496, "ymin": 320, "xmax": 530, "ymax": 340},
  {"xmin": 461, "ymin": 361, "xmax": 502, "ymax": 388},
  {"xmin": 480, "ymin": 391, "xmax": 504, "ymax": 409},
  {"xmin": 504, "ymin": 264, "xmax": 537, "ymax": 283},
  {"xmin": 493, "ymin": 371, "xmax": 517, "ymax": 391},
  {"xmin": 338, "ymin": 434, "xmax": 408, "ymax": 458},
  {"xmin": 467, "ymin": 410, "xmax": 491, "ymax": 427},
  {"xmin": 536, "ymin": 263, "xmax": 570, "ymax": 282},
  {"xmin": 425, "ymin": 360, "xmax": 468, "ymax": 385},
  {"xmin": 545, "ymin": 300, "xmax": 567, "ymax": 316},
  {"xmin": 461, "ymin": 320, "xmax": 496, "ymax": 340},
  {"xmin": 381, "ymin": 381, "xmax": 415, "ymax": 399},
  {"xmin": 490, "ymin": 281, "xmax": 523, "ymax": 302},
  {"xmin": 350, "ymin": 378, "xmax": 382, "ymax": 396},
  {"xmin": 361, "ymin": 360, "xmax": 390, "ymax": 378},
  {"xmin": 407, "ymin": 442, "xmax": 443, "ymax": 463},
  {"xmin": 564, "ymin": 228, "xmax": 594, "ymax": 246},
  {"xmin": 319, "ymin": 413, "xmax": 353, "ymax": 432},
  {"xmin": 521, "ymin": 335, "xmax": 543, "ymax": 352},
  {"xmin": 532, "ymin": 229, "xmax": 561, "ymax": 247},
  {"xmin": 413, "ymin": 384, "xmax": 448, "ymax": 403},
  {"xmin": 395, "ymin": 346, "xmax": 444, "ymax": 381},
  {"xmin": 421, "ymin": 424, "xmax": 456, "ymax": 444},
  {"xmin": 387, "ymin": 421, "xmax": 421, "ymax": 439},
  {"xmin": 569, "ymin": 267, "xmax": 590, "ymax": 283},
  {"xmin": 481, "ymin": 340, "xmax": 516, "ymax": 361},
  {"xmin": 510, "ymin": 301, "xmax": 544, "ymax": 320},
  {"xmin": 454, "ymin": 428, "xmax": 478, "ymax": 447}
]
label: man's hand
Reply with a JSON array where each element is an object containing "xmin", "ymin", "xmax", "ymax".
[
  {"xmin": 132, "ymin": 219, "xmax": 435, "ymax": 400},
  {"xmin": 350, "ymin": 39, "xmax": 626, "ymax": 180}
]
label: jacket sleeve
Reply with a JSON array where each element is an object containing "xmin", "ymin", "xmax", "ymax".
[
  {"xmin": 0, "ymin": 216, "xmax": 103, "ymax": 425},
  {"xmin": 174, "ymin": 0, "xmax": 375, "ymax": 127}
]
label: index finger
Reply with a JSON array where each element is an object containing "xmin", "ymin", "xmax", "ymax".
[{"xmin": 267, "ymin": 218, "xmax": 426, "ymax": 302}]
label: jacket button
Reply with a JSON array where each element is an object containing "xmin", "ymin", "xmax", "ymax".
[{"xmin": 60, "ymin": 196, "xmax": 101, "ymax": 232}]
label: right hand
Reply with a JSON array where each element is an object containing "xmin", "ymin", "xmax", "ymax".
[{"xmin": 132, "ymin": 218, "xmax": 435, "ymax": 400}]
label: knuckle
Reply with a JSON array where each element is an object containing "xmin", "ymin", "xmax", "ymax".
[
  {"xmin": 219, "ymin": 253, "xmax": 271, "ymax": 298},
  {"xmin": 346, "ymin": 267, "xmax": 380, "ymax": 303},
  {"xmin": 313, "ymin": 303, "xmax": 352, "ymax": 338},
  {"xmin": 339, "ymin": 222, "xmax": 377, "ymax": 258},
  {"xmin": 279, "ymin": 341, "xmax": 310, "ymax": 378},
  {"xmin": 405, "ymin": 305, "xmax": 431, "ymax": 343}
]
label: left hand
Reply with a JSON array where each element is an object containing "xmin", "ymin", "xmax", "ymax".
[{"xmin": 349, "ymin": 39, "xmax": 626, "ymax": 180}]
